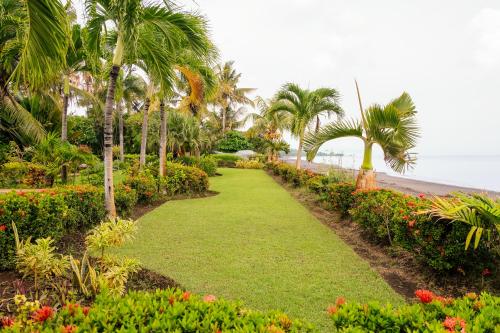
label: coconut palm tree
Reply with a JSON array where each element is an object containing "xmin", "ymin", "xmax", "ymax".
[
  {"xmin": 304, "ymin": 83, "xmax": 420, "ymax": 189},
  {"xmin": 212, "ymin": 61, "xmax": 254, "ymax": 133},
  {"xmin": 0, "ymin": 0, "xmax": 69, "ymax": 143},
  {"xmin": 86, "ymin": 0, "xmax": 212, "ymax": 217},
  {"xmin": 268, "ymin": 83, "xmax": 343, "ymax": 169}
]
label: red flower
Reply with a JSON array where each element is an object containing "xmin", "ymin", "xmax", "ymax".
[
  {"xmin": 399, "ymin": 209, "xmax": 404, "ymax": 214},
  {"xmin": 0, "ymin": 225, "xmax": 6, "ymax": 232},
  {"xmin": 32, "ymin": 306, "xmax": 54, "ymax": 322},
  {"xmin": 203, "ymin": 295, "xmax": 216, "ymax": 303},
  {"xmin": 61, "ymin": 325, "xmax": 78, "ymax": 333},
  {"xmin": 169, "ymin": 296, "xmax": 175, "ymax": 305},
  {"xmin": 82, "ymin": 306, "xmax": 90, "ymax": 316},
  {"xmin": 182, "ymin": 291, "xmax": 191, "ymax": 301},
  {"xmin": 64, "ymin": 303, "xmax": 80, "ymax": 316},
  {"xmin": 415, "ymin": 289, "xmax": 434, "ymax": 303},
  {"xmin": 402, "ymin": 215, "xmax": 409, "ymax": 220},
  {"xmin": 1, "ymin": 316, "xmax": 15, "ymax": 328},
  {"xmin": 443, "ymin": 316, "xmax": 466, "ymax": 332},
  {"xmin": 335, "ymin": 297, "xmax": 346, "ymax": 307},
  {"xmin": 418, "ymin": 193, "xmax": 425, "ymax": 199},
  {"xmin": 408, "ymin": 220, "xmax": 416, "ymax": 228},
  {"xmin": 326, "ymin": 305, "xmax": 337, "ymax": 315},
  {"xmin": 482, "ymin": 268, "xmax": 492, "ymax": 277},
  {"xmin": 407, "ymin": 201, "xmax": 416, "ymax": 208}
]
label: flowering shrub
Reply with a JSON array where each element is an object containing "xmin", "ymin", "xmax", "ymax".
[
  {"xmin": 123, "ymin": 171, "xmax": 158, "ymax": 204},
  {"xmin": 114, "ymin": 184, "xmax": 138, "ymax": 218},
  {"xmin": 235, "ymin": 159, "xmax": 264, "ymax": 169},
  {"xmin": 266, "ymin": 161, "xmax": 318, "ymax": 187},
  {"xmin": 0, "ymin": 162, "xmax": 51, "ymax": 188},
  {"xmin": 1, "ymin": 289, "xmax": 313, "ymax": 332},
  {"xmin": 320, "ymin": 183, "xmax": 356, "ymax": 217},
  {"xmin": 0, "ymin": 186, "xmax": 106, "ymax": 270},
  {"xmin": 161, "ymin": 162, "xmax": 209, "ymax": 195},
  {"xmin": 329, "ymin": 291, "xmax": 500, "ymax": 332},
  {"xmin": 177, "ymin": 156, "xmax": 218, "ymax": 176}
]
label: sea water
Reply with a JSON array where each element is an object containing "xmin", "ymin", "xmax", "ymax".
[{"xmin": 313, "ymin": 154, "xmax": 500, "ymax": 192}]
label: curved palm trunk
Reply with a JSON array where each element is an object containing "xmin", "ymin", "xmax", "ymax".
[
  {"xmin": 103, "ymin": 65, "xmax": 120, "ymax": 218},
  {"xmin": 117, "ymin": 103, "xmax": 124, "ymax": 162},
  {"xmin": 315, "ymin": 115, "xmax": 320, "ymax": 133},
  {"xmin": 139, "ymin": 98, "xmax": 150, "ymax": 168},
  {"xmin": 295, "ymin": 134, "xmax": 303, "ymax": 170},
  {"xmin": 61, "ymin": 76, "xmax": 69, "ymax": 183},
  {"xmin": 356, "ymin": 142, "xmax": 377, "ymax": 190},
  {"xmin": 159, "ymin": 101, "xmax": 166, "ymax": 177}
]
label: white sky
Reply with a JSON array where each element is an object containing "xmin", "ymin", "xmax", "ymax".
[
  {"xmin": 183, "ymin": 0, "xmax": 500, "ymax": 156},
  {"xmin": 76, "ymin": 1, "xmax": 500, "ymax": 156}
]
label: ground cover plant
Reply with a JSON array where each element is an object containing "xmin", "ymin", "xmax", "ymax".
[{"xmin": 114, "ymin": 168, "xmax": 403, "ymax": 330}]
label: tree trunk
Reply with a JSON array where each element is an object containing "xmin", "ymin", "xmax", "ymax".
[
  {"xmin": 221, "ymin": 107, "xmax": 226, "ymax": 133},
  {"xmin": 61, "ymin": 90, "xmax": 69, "ymax": 183},
  {"xmin": 117, "ymin": 103, "xmax": 124, "ymax": 162},
  {"xmin": 356, "ymin": 142, "xmax": 376, "ymax": 190},
  {"xmin": 159, "ymin": 100, "xmax": 166, "ymax": 177},
  {"xmin": 139, "ymin": 98, "xmax": 150, "ymax": 168},
  {"xmin": 103, "ymin": 65, "xmax": 120, "ymax": 218},
  {"xmin": 295, "ymin": 135, "xmax": 303, "ymax": 170}
]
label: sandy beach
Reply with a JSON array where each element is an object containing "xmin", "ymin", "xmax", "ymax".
[{"xmin": 283, "ymin": 158, "xmax": 500, "ymax": 198}]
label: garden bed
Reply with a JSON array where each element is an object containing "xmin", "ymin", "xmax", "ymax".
[{"xmin": 268, "ymin": 171, "xmax": 500, "ymax": 299}]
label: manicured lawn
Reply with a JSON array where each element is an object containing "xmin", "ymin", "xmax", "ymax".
[{"xmin": 116, "ymin": 168, "xmax": 403, "ymax": 330}]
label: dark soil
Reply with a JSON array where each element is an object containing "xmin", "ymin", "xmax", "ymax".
[{"xmin": 268, "ymin": 171, "xmax": 499, "ymax": 300}]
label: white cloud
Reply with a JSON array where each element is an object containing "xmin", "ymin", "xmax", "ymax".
[{"xmin": 470, "ymin": 8, "xmax": 500, "ymax": 68}]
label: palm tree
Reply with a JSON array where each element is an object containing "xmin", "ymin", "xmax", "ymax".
[
  {"xmin": 212, "ymin": 61, "xmax": 254, "ymax": 132},
  {"xmin": 86, "ymin": 0, "xmax": 212, "ymax": 217},
  {"xmin": 268, "ymin": 83, "xmax": 343, "ymax": 169},
  {"xmin": 304, "ymin": 82, "xmax": 420, "ymax": 189},
  {"xmin": 0, "ymin": 0, "xmax": 69, "ymax": 143}
]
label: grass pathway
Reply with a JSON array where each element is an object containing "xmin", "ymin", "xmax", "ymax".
[{"xmin": 116, "ymin": 168, "xmax": 403, "ymax": 330}]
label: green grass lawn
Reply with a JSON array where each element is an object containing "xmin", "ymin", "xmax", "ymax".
[{"xmin": 116, "ymin": 168, "xmax": 403, "ymax": 330}]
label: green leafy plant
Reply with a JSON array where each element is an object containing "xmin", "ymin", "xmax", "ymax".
[
  {"xmin": 216, "ymin": 131, "xmax": 251, "ymax": 152},
  {"xmin": 426, "ymin": 192, "xmax": 500, "ymax": 251},
  {"xmin": 235, "ymin": 159, "xmax": 264, "ymax": 169},
  {"xmin": 12, "ymin": 223, "xmax": 69, "ymax": 293},
  {"xmin": 210, "ymin": 153, "xmax": 242, "ymax": 167}
]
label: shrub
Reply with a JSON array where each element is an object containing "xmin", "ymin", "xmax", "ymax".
[
  {"xmin": 114, "ymin": 184, "xmax": 138, "ymax": 218},
  {"xmin": 349, "ymin": 189, "xmax": 496, "ymax": 272},
  {"xmin": 235, "ymin": 159, "xmax": 264, "ymax": 169},
  {"xmin": 329, "ymin": 291, "xmax": 500, "ymax": 332},
  {"xmin": 211, "ymin": 153, "xmax": 242, "ymax": 167},
  {"xmin": 2, "ymin": 289, "xmax": 314, "ymax": 332},
  {"xmin": 267, "ymin": 162, "xmax": 317, "ymax": 187},
  {"xmin": 0, "ymin": 186, "xmax": 105, "ymax": 270},
  {"xmin": 177, "ymin": 156, "xmax": 218, "ymax": 176},
  {"xmin": 123, "ymin": 171, "xmax": 158, "ymax": 204},
  {"xmin": 161, "ymin": 162, "xmax": 209, "ymax": 196},
  {"xmin": 216, "ymin": 131, "xmax": 251, "ymax": 152},
  {"xmin": 321, "ymin": 183, "xmax": 356, "ymax": 217},
  {"xmin": 0, "ymin": 162, "xmax": 51, "ymax": 188}
]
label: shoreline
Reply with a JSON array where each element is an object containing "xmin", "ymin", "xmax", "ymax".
[{"xmin": 282, "ymin": 158, "xmax": 500, "ymax": 198}]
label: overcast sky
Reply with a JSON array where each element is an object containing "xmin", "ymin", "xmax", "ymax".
[{"xmin": 76, "ymin": 1, "xmax": 500, "ymax": 156}]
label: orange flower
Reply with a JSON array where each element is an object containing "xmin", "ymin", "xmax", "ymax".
[
  {"xmin": 32, "ymin": 306, "xmax": 54, "ymax": 322},
  {"xmin": 408, "ymin": 220, "xmax": 416, "ymax": 228},
  {"xmin": 415, "ymin": 289, "xmax": 434, "ymax": 303},
  {"xmin": 0, "ymin": 225, "xmax": 6, "ymax": 232},
  {"xmin": 327, "ymin": 305, "xmax": 337, "ymax": 315},
  {"xmin": 61, "ymin": 325, "xmax": 78, "ymax": 333},
  {"xmin": 443, "ymin": 316, "xmax": 466, "ymax": 332},
  {"xmin": 82, "ymin": 306, "xmax": 90, "ymax": 316},
  {"xmin": 203, "ymin": 295, "xmax": 217, "ymax": 303},
  {"xmin": 1, "ymin": 316, "xmax": 15, "ymax": 328},
  {"xmin": 335, "ymin": 297, "xmax": 346, "ymax": 307},
  {"xmin": 182, "ymin": 291, "xmax": 191, "ymax": 301}
]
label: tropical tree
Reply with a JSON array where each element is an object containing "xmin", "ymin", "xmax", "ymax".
[
  {"xmin": 268, "ymin": 83, "xmax": 343, "ymax": 169},
  {"xmin": 211, "ymin": 61, "xmax": 254, "ymax": 133},
  {"xmin": 304, "ymin": 83, "xmax": 420, "ymax": 189},
  {"xmin": 0, "ymin": 0, "xmax": 69, "ymax": 143},
  {"xmin": 86, "ymin": 0, "xmax": 212, "ymax": 217}
]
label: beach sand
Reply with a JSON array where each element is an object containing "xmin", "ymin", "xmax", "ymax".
[{"xmin": 283, "ymin": 158, "xmax": 500, "ymax": 198}]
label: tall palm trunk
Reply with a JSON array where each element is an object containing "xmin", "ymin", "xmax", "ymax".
[
  {"xmin": 221, "ymin": 106, "xmax": 227, "ymax": 133},
  {"xmin": 61, "ymin": 76, "xmax": 69, "ymax": 183},
  {"xmin": 103, "ymin": 65, "xmax": 120, "ymax": 218},
  {"xmin": 356, "ymin": 142, "xmax": 376, "ymax": 190},
  {"xmin": 139, "ymin": 98, "xmax": 150, "ymax": 168},
  {"xmin": 295, "ymin": 134, "xmax": 303, "ymax": 170},
  {"xmin": 117, "ymin": 103, "xmax": 124, "ymax": 162},
  {"xmin": 159, "ymin": 100, "xmax": 166, "ymax": 177}
]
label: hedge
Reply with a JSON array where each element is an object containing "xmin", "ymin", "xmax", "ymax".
[
  {"xmin": 176, "ymin": 156, "xmax": 218, "ymax": 176},
  {"xmin": 266, "ymin": 162, "xmax": 498, "ymax": 274},
  {"xmin": 329, "ymin": 291, "xmax": 500, "ymax": 332},
  {"xmin": 0, "ymin": 162, "xmax": 52, "ymax": 188},
  {"xmin": 0, "ymin": 289, "xmax": 314, "ymax": 332},
  {"xmin": 210, "ymin": 153, "xmax": 242, "ymax": 168},
  {"xmin": 0, "ymin": 186, "xmax": 106, "ymax": 270},
  {"xmin": 161, "ymin": 162, "xmax": 209, "ymax": 195}
]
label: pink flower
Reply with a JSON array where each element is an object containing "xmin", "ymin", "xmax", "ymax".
[
  {"xmin": 418, "ymin": 193, "xmax": 425, "ymax": 199},
  {"xmin": 203, "ymin": 295, "xmax": 217, "ymax": 303}
]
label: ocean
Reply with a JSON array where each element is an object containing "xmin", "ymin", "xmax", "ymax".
[{"xmin": 313, "ymin": 154, "xmax": 500, "ymax": 192}]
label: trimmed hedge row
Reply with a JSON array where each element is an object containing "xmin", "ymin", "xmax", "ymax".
[
  {"xmin": 0, "ymin": 289, "xmax": 314, "ymax": 332},
  {"xmin": 176, "ymin": 156, "xmax": 218, "ymax": 176},
  {"xmin": 266, "ymin": 162, "xmax": 498, "ymax": 274},
  {"xmin": 210, "ymin": 154, "xmax": 242, "ymax": 168},
  {"xmin": 329, "ymin": 291, "xmax": 500, "ymax": 332}
]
